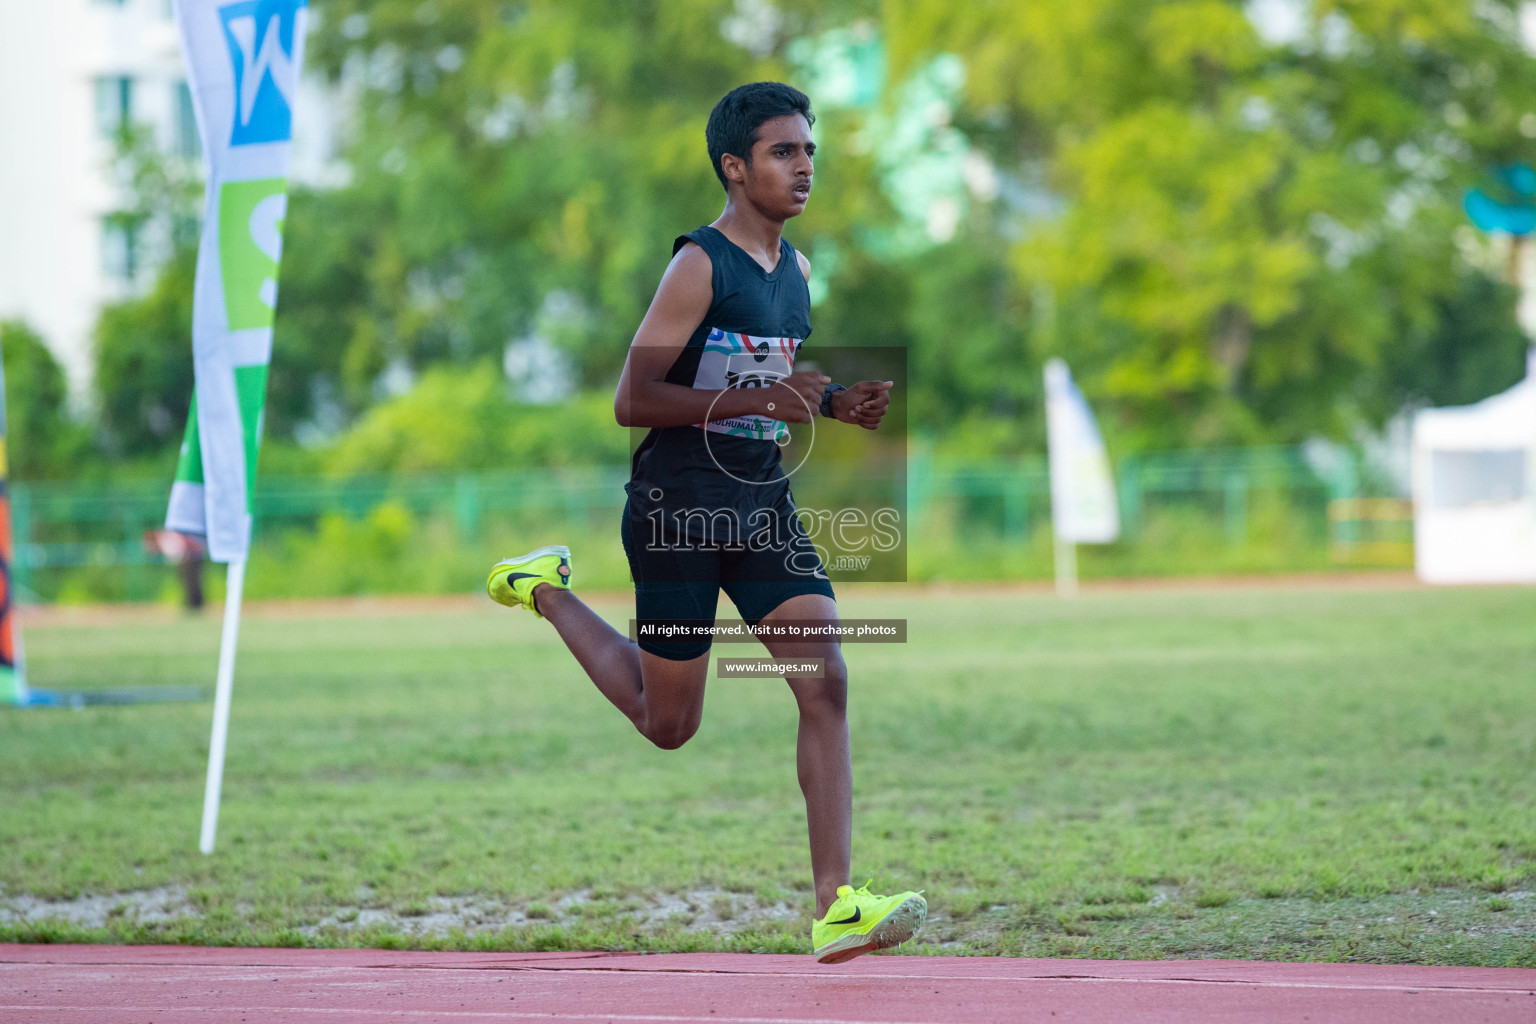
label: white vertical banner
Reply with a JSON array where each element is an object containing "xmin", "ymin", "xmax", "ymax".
[
  {"xmin": 167, "ymin": 0, "xmax": 309, "ymax": 853},
  {"xmin": 1045, "ymin": 359, "xmax": 1118, "ymax": 593},
  {"xmin": 167, "ymin": 0, "xmax": 308, "ymax": 562}
]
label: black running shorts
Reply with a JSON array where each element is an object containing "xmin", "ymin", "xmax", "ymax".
[{"xmin": 621, "ymin": 500, "xmax": 835, "ymax": 661}]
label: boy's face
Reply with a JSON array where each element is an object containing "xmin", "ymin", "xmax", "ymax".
[{"xmin": 738, "ymin": 113, "xmax": 815, "ymax": 219}]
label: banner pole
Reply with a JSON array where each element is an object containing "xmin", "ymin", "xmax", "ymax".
[
  {"xmin": 1054, "ymin": 531, "xmax": 1078, "ymax": 598},
  {"xmin": 199, "ymin": 558, "xmax": 247, "ymax": 854}
]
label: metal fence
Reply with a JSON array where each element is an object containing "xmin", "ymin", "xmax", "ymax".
[
  {"xmin": 10, "ymin": 465, "xmax": 632, "ymax": 598},
  {"xmin": 909, "ymin": 443, "xmax": 1381, "ymax": 542},
  {"xmin": 9, "ymin": 444, "xmax": 1404, "ymax": 600}
]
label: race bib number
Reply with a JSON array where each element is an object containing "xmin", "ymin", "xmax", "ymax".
[{"xmin": 692, "ymin": 329, "xmax": 801, "ymax": 440}]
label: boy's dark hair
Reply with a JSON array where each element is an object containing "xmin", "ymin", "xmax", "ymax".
[{"xmin": 706, "ymin": 82, "xmax": 815, "ymax": 192}]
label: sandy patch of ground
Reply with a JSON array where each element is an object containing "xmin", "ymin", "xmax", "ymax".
[
  {"xmin": 0, "ymin": 886, "xmax": 197, "ymax": 929},
  {"xmin": 301, "ymin": 887, "xmax": 801, "ymax": 938},
  {"xmin": 0, "ymin": 885, "xmax": 802, "ymax": 939}
]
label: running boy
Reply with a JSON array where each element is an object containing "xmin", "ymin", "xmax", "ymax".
[{"xmin": 486, "ymin": 82, "xmax": 923, "ymax": 963}]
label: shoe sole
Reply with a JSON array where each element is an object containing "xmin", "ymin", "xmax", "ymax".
[
  {"xmin": 488, "ymin": 545, "xmax": 572, "ymax": 609},
  {"xmin": 494, "ymin": 544, "xmax": 572, "ymax": 569},
  {"xmin": 814, "ymin": 894, "xmax": 927, "ymax": 965}
]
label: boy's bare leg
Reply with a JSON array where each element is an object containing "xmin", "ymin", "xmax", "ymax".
[
  {"xmin": 760, "ymin": 592, "xmax": 851, "ymax": 917},
  {"xmin": 531, "ymin": 584, "xmax": 709, "ymax": 749}
]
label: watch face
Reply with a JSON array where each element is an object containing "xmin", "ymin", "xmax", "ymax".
[{"xmin": 820, "ymin": 385, "xmax": 842, "ymax": 417}]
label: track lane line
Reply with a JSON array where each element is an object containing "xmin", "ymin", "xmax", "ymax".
[
  {"xmin": 498, "ymin": 966, "xmax": 1536, "ymax": 994},
  {"xmin": 6, "ymin": 959, "xmax": 1533, "ymax": 995},
  {"xmin": 0, "ymin": 1006, "xmax": 952, "ymax": 1024}
]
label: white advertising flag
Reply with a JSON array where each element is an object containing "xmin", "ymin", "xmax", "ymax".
[
  {"xmin": 166, "ymin": 0, "xmax": 309, "ymax": 562},
  {"xmin": 1045, "ymin": 358, "xmax": 1120, "ymax": 544},
  {"xmin": 166, "ymin": 0, "xmax": 309, "ymax": 854}
]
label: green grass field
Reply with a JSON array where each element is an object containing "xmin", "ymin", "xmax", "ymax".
[{"xmin": 2, "ymin": 583, "xmax": 1534, "ymax": 965}]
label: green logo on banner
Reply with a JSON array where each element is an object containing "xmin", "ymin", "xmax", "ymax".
[
  {"xmin": 174, "ymin": 365, "xmax": 270, "ymax": 500},
  {"xmin": 218, "ymin": 178, "xmax": 288, "ymax": 331}
]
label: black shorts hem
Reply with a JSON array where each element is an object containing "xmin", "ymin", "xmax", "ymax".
[
  {"xmin": 727, "ymin": 577, "xmax": 837, "ymax": 626},
  {"xmin": 636, "ymin": 639, "xmax": 713, "ymax": 661},
  {"xmin": 634, "ymin": 578, "xmax": 837, "ymax": 661}
]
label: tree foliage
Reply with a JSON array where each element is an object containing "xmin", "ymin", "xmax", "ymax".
[
  {"xmin": 94, "ymin": 247, "xmax": 197, "ymax": 458},
  {"xmin": 292, "ymin": 0, "xmax": 878, "ymax": 396},
  {"xmin": 887, "ymin": 0, "xmax": 1536, "ymax": 445},
  {"xmin": 92, "ymin": 0, "xmax": 1536, "ymax": 469},
  {"xmin": 1, "ymin": 320, "xmax": 88, "ymax": 479},
  {"xmin": 323, "ymin": 362, "xmax": 627, "ymax": 474}
]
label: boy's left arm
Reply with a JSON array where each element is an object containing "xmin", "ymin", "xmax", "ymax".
[{"xmin": 830, "ymin": 380, "xmax": 893, "ymax": 430}]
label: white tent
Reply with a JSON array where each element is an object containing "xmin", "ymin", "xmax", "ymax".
[{"xmin": 1411, "ymin": 348, "xmax": 1536, "ymax": 583}]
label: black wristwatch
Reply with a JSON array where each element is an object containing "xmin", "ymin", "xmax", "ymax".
[{"xmin": 820, "ymin": 383, "xmax": 847, "ymax": 419}]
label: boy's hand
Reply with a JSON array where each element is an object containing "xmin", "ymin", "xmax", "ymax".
[
  {"xmin": 761, "ymin": 370, "xmax": 830, "ymax": 423},
  {"xmin": 833, "ymin": 380, "xmax": 894, "ymax": 430}
]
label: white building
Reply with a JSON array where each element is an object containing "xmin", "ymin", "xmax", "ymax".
[
  {"xmin": 0, "ymin": 0, "xmax": 192, "ymax": 402},
  {"xmin": 1412, "ymin": 348, "xmax": 1536, "ymax": 584},
  {"xmin": 0, "ymin": 0, "xmax": 339, "ymax": 406}
]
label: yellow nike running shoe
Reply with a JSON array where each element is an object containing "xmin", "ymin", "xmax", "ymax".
[
  {"xmin": 811, "ymin": 882, "xmax": 926, "ymax": 964},
  {"xmin": 485, "ymin": 545, "xmax": 571, "ymax": 618}
]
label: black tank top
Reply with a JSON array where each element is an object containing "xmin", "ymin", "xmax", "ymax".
[{"xmin": 627, "ymin": 225, "xmax": 813, "ymax": 539}]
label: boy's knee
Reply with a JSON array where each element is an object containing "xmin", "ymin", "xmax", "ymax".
[
  {"xmin": 799, "ymin": 657, "xmax": 848, "ymax": 717},
  {"xmin": 645, "ymin": 718, "xmax": 699, "ymax": 750}
]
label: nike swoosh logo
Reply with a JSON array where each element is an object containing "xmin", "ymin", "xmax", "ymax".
[
  {"xmin": 828, "ymin": 907, "xmax": 860, "ymax": 926},
  {"xmin": 502, "ymin": 573, "xmax": 537, "ymax": 583}
]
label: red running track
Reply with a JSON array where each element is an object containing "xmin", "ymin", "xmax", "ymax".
[{"xmin": 2, "ymin": 944, "xmax": 1534, "ymax": 1024}]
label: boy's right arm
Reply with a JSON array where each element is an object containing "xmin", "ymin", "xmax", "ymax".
[{"xmin": 614, "ymin": 243, "xmax": 826, "ymax": 428}]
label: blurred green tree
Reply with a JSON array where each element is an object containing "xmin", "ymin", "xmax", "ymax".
[
  {"xmin": 887, "ymin": 0, "xmax": 1536, "ymax": 446},
  {"xmin": 323, "ymin": 362, "xmax": 627, "ymax": 474},
  {"xmin": 0, "ymin": 320, "xmax": 89, "ymax": 479},
  {"xmin": 94, "ymin": 247, "xmax": 197, "ymax": 458},
  {"xmin": 89, "ymin": 125, "xmax": 201, "ymax": 462},
  {"xmin": 299, "ymin": 0, "xmax": 879, "ymax": 398},
  {"xmin": 94, "ymin": 0, "xmax": 1536, "ymax": 469}
]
